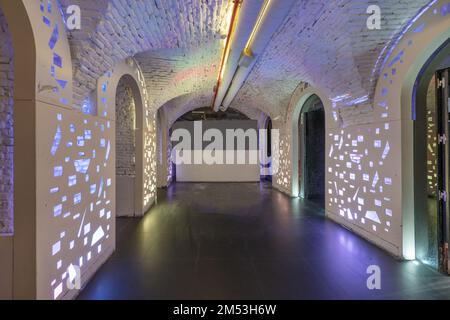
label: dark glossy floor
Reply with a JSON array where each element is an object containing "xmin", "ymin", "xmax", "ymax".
[{"xmin": 78, "ymin": 182, "xmax": 450, "ymax": 300}]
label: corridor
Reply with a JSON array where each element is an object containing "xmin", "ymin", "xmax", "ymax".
[
  {"xmin": 2, "ymin": 0, "xmax": 450, "ymax": 301},
  {"xmin": 79, "ymin": 183, "xmax": 450, "ymax": 300}
]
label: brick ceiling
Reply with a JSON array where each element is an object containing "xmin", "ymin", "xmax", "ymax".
[{"xmin": 61, "ymin": 0, "xmax": 431, "ymax": 123}]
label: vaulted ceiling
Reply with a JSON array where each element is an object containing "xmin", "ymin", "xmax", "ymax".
[
  {"xmin": 60, "ymin": 0, "xmax": 230, "ymax": 109},
  {"xmin": 229, "ymin": 0, "xmax": 429, "ymax": 124},
  {"xmin": 61, "ymin": 0, "xmax": 431, "ymax": 123}
]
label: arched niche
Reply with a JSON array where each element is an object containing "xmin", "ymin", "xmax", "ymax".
[
  {"xmin": 295, "ymin": 94, "xmax": 326, "ymax": 205},
  {"xmin": 289, "ymin": 84, "xmax": 332, "ymax": 198},
  {"xmin": 96, "ymin": 59, "xmax": 156, "ymax": 215},
  {"xmin": 371, "ymin": 0, "xmax": 450, "ymax": 260},
  {"xmin": 115, "ymin": 74, "xmax": 143, "ymax": 217},
  {"xmin": 258, "ymin": 113, "xmax": 274, "ymax": 181},
  {"xmin": 412, "ymin": 39, "xmax": 450, "ymax": 270}
]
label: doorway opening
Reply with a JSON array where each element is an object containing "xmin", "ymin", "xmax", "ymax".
[
  {"xmin": 414, "ymin": 39, "xmax": 450, "ymax": 271},
  {"xmin": 298, "ymin": 94, "xmax": 325, "ymax": 208},
  {"xmin": 261, "ymin": 117, "xmax": 272, "ymax": 183},
  {"xmin": 115, "ymin": 75, "xmax": 138, "ymax": 217}
]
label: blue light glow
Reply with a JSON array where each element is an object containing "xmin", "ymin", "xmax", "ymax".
[
  {"xmin": 48, "ymin": 23, "xmax": 59, "ymax": 49},
  {"xmin": 51, "ymin": 126, "xmax": 62, "ymax": 156},
  {"xmin": 74, "ymin": 193, "xmax": 82, "ymax": 205},
  {"xmin": 54, "ymin": 204, "xmax": 62, "ymax": 217},
  {"xmin": 68, "ymin": 175, "xmax": 77, "ymax": 187},
  {"xmin": 82, "ymin": 99, "xmax": 92, "ymax": 115},
  {"xmin": 54, "ymin": 166, "xmax": 63, "ymax": 177},
  {"xmin": 105, "ymin": 141, "xmax": 110, "ymax": 160},
  {"xmin": 53, "ymin": 53, "xmax": 62, "ymax": 68},
  {"xmin": 74, "ymin": 159, "xmax": 90, "ymax": 174},
  {"xmin": 43, "ymin": 16, "xmax": 51, "ymax": 26},
  {"xmin": 77, "ymin": 136, "xmax": 85, "ymax": 147},
  {"xmin": 56, "ymin": 79, "xmax": 67, "ymax": 89}
]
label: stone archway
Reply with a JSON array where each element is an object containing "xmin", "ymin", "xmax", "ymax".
[
  {"xmin": 97, "ymin": 58, "xmax": 156, "ymax": 216},
  {"xmin": 289, "ymin": 84, "xmax": 332, "ymax": 199},
  {"xmin": 297, "ymin": 94, "xmax": 325, "ymax": 206},
  {"xmin": 115, "ymin": 75, "xmax": 143, "ymax": 217},
  {"xmin": 369, "ymin": 0, "xmax": 450, "ymax": 260},
  {"xmin": 412, "ymin": 39, "xmax": 450, "ymax": 270}
]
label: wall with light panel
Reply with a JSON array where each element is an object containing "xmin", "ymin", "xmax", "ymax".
[
  {"xmin": 0, "ymin": 0, "xmax": 157, "ymax": 299},
  {"xmin": 272, "ymin": 0, "xmax": 450, "ymax": 259}
]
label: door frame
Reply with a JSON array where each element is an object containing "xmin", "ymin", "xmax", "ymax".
[{"xmin": 298, "ymin": 94, "xmax": 325, "ymax": 200}]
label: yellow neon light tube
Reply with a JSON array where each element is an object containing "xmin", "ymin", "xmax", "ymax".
[
  {"xmin": 244, "ymin": 0, "xmax": 272, "ymax": 55},
  {"xmin": 212, "ymin": 0, "xmax": 241, "ymax": 108}
]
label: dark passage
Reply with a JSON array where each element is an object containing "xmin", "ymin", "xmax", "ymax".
[
  {"xmin": 304, "ymin": 108, "xmax": 325, "ymax": 205},
  {"xmin": 78, "ymin": 183, "xmax": 450, "ymax": 300}
]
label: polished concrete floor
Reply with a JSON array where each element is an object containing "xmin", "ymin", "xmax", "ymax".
[{"xmin": 79, "ymin": 182, "xmax": 450, "ymax": 300}]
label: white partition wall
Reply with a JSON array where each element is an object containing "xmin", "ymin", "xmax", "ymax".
[
  {"xmin": 31, "ymin": 0, "xmax": 116, "ymax": 300},
  {"xmin": 0, "ymin": 0, "xmax": 157, "ymax": 299},
  {"xmin": 36, "ymin": 103, "xmax": 116, "ymax": 300},
  {"xmin": 172, "ymin": 120, "xmax": 260, "ymax": 183},
  {"xmin": 176, "ymin": 150, "xmax": 261, "ymax": 182}
]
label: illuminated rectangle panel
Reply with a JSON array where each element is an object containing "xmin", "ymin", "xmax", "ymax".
[{"xmin": 36, "ymin": 102, "xmax": 115, "ymax": 300}]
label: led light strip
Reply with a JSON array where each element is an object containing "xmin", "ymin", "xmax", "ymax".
[
  {"xmin": 212, "ymin": 0, "xmax": 241, "ymax": 108},
  {"xmin": 244, "ymin": 0, "xmax": 272, "ymax": 55}
]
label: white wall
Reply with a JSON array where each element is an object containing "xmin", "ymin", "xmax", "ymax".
[
  {"xmin": 173, "ymin": 120, "xmax": 261, "ymax": 183},
  {"xmin": 176, "ymin": 150, "xmax": 260, "ymax": 182},
  {"xmin": 272, "ymin": 0, "xmax": 450, "ymax": 259},
  {"xmin": 0, "ymin": 236, "xmax": 12, "ymax": 299},
  {"xmin": 0, "ymin": 0, "xmax": 158, "ymax": 300}
]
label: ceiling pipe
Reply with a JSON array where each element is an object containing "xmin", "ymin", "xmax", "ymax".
[
  {"xmin": 212, "ymin": 0, "xmax": 266, "ymax": 111},
  {"xmin": 215, "ymin": 0, "xmax": 297, "ymax": 112},
  {"xmin": 211, "ymin": 0, "xmax": 242, "ymax": 110}
]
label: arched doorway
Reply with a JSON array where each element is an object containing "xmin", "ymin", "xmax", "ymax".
[
  {"xmin": 261, "ymin": 116, "xmax": 272, "ymax": 182},
  {"xmin": 115, "ymin": 75, "xmax": 144, "ymax": 217},
  {"xmin": 156, "ymin": 109, "xmax": 163, "ymax": 187},
  {"xmin": 298, "ymin": 94, "xmax": 325, "ymax": 208},
  {"xmin": 156, "ymin": 107, "xmax": 174, "ymax": 188},
  {"xmin": 414, "ymin": 39, "xmax": 450, "ymax": 271}
]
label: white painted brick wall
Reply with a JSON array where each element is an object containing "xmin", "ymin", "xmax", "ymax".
[
  {"xmin": 230, "ymin": 0, "xmax": 429, "ymax": 127},
  {"xmin": 60, "ymin": 0, "xmax": 229, "ymax": 110},
  {"xmin": 0, "ymin": 9, "xmax": 13, "ymax": 235},
  {"xmin": 115, "ymin": 80, "xmax": 136, "ymax": 177},
  {"xmin": 59, "ymin": 0, "xmax": 430, "ymax": 127}
]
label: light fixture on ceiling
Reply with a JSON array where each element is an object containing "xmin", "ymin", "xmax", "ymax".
[
  {"xmin": 211, "ymin": 0, "xmax": 242, "ymax": 108},
  {"xmin": 243, "ymin": 0, "xmax": 272, "ymax": 56},
  {"xmin": 213, "ymin": 0, "xmax": 274, "ymax": 111}
]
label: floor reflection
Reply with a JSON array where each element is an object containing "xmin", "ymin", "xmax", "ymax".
[{"xmin": 78, "ymin": 182, "xmax": 450, "ymax": 300}]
